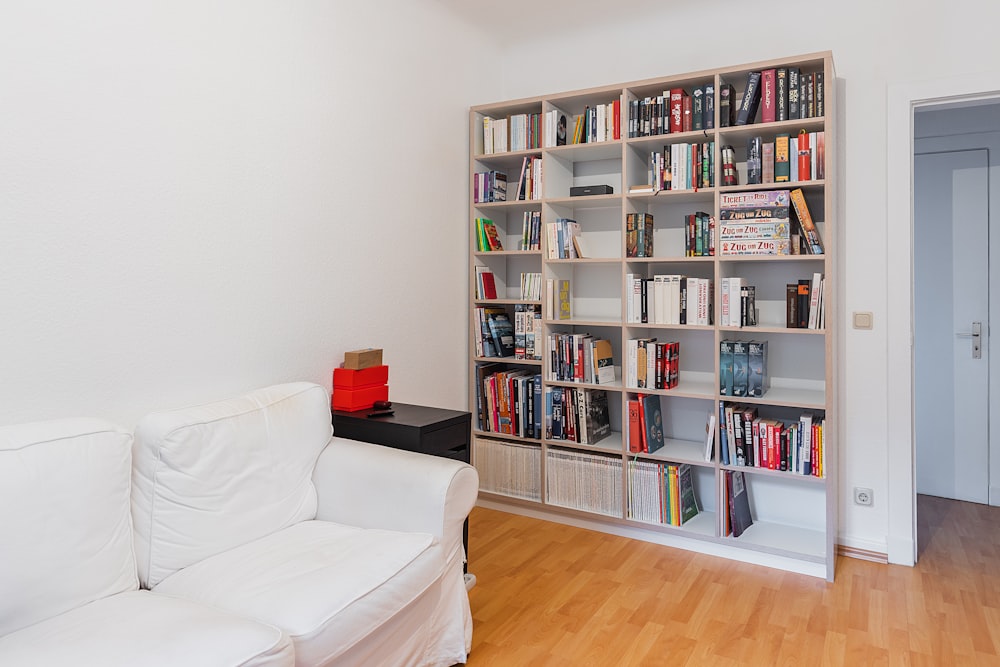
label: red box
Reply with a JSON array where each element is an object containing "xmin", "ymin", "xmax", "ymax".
[
  {"xmin": 333, "ymin": 365, "xmax": 389, "ymax": 389},
  {"xmin": 332, "ymin": 384, "xmax": 389, "ymax": 412}
]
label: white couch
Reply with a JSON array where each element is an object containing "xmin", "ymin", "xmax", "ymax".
[{"xmin": 0, "ymin": 382, "xmax": 479, "ymax": 667}]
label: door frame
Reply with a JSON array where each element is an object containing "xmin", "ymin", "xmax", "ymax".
[{"xmin": 886, "ymin": 73, "xmax": 1000, "ymax": 566}]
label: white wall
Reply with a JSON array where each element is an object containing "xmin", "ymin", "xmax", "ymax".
[
  {"xmin": 441, "ymin": 0, "xmax": 1000, "ymax": 553},
  {"xmin": 0, "ymin": 1, "xmax": 496, "ymax": 426}
]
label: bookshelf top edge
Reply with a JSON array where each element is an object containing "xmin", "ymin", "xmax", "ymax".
[{"xmin": 469, "ymin": 52, "xmax": 835, "ymax": 114}]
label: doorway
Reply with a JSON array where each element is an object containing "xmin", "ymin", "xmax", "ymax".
[
  {"xmin": 887, "ymin": 77, "xmax": 1000, "ymax": 566},
  {"xmin": 912, "ymin": 142, "xmax": 989, "ymax": 504}
]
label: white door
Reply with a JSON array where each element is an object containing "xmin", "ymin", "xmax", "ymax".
[{"xmin": 914, "ymin": 149, "xmax": 990, "ymax": 504}]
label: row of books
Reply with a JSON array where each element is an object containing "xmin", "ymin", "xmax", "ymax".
[
  {"xmin": 474, "ymin": 267, "xmax": 499, "ymax": 300},
  {"xmin": 627, "ymin": 84, "xmax": 716, "ymax": 138},
  {"xmin": 733, "ymin": 68, "xmax": 824, "ymax": 127},
  {"xmin": 473, "ymin": 170, "xmax": 506, "ymax": 203},
  {"xmin": 626, "ymin": 393, "xmax": 665, "ymax": 453},
  {"xmin": 720, "ymin": 340, "xmax": 768, "ymax": 398},
  {"xmin": 626, "ymin": 274, "xmax": 712, "ymax": 326},
  {"xmin": 649, "ymin": 142, "xmax": 715, "ymax": 192},
  {"xmin": 545, "ymin": 448, "xmax": 622, "ymax": 517},
  {"xmin": 684, "ymin": 212, "xmax": 715, "ymax": 257},
  {"xmin": 625, "ymin": 213, "xmax": 654, "ymax": 257},
  {"xmin": 568, "ymin": 100, "xmax": 622, "ymax": 145},
  {"xmin": 473, "ymin": 438, "xmax": 541, "ymax": 501},
  {"xmin": 476, "ymin": 365, "xmax": 541, "ymax": 437},
  {"xmin": 547, "ymin": 218, "xmax": 584, "ymax": 259},
  {"xmin": 624, "ymin": 339, "xmax": 680, "ymax": 391},
  {"xmin": 474, "ymin": 217, "xmax": 503, "ymax": 252},
  {"xmin": 627, "ymin": 460, "xmax": 700, "ymax": 527},
  {"xmin": 482, "ymin": 114, "xmax": 541, "ymax": 155},
  {"xmin": 719, "ymin": 402, "xmax": 825, "ymax": 477},
  {"xmin": 519, "ymin": 273, "xmax": 542, "ymax": 302},
  {"xmin": 787, "ymin": 273, "xmax": 824, "ymax": 329},
  {"xmin": 512, "ymin": 156, "xmax": 543, "ymax": 201},
  {"xmin": 513, "ymin": 304, "xmax": 542, "ymax": 360},
  {"xmin": 547, "ymin": 333, "xmax": 615, "ymax": 385},
  {"xmin": 516, "ymin": 211, "xmax": 541, "ymax": 251},
  {"xmin": 474, "ymin": 307, "xmax": 515, "ymax": 358},
  {"xmin": 719, "ymin": 278, "xmax": 757, "ymax": 328},
  {"xmin": 745, "ymin": 131, "xmax": 825, "ymax": 186},
  {"xmin": 547, "ymin": 387, "xmax": 612, "ymax": 445}
]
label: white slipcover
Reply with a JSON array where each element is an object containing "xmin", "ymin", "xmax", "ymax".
[
  {"xmin": 131, "ymin": 382, "xmax": 331, "ymax": 587},
  {"xmin": 0, "ymin": 418, "xmax": 137, "ymax": 637},
  {"xmin": 0, "ymin": 591, "xmax": 294, "ymax": 667}
]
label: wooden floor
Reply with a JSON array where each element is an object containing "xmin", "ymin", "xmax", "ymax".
[{"xmin": 465, "ymin": 495, "xmax": 1000, "ymax": 665}]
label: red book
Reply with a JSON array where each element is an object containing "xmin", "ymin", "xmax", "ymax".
[
  {"xmin": 637, "ymin": 397, "xmax": 649, "ymax": 452},
  {"xmin": 628, "ymin": 400, "xmax": 642, "ymax": 452},
  {"xmin": 669, "ymin": 88, "xmax": 687, "ymax": 133},
  {"xmin": 767, "ymin": 421, "xmax": 777, "ymax": 470},
  {"xmin": 682, "ymin": 96, "xmax": 693, "ymax": 132},
  {"xmin": 761, "ymin": 69, "xmax": 776, "ymax": 123},
  {"xmin": 479, "ymin": 271, "xmax": 497, "ymax": 300}
]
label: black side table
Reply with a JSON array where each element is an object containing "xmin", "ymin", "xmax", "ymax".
[{"xmin": 331, "ymin": 403, "xmax": 473, "ymax": 581}]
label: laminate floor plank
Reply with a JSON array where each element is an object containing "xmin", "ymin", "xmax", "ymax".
[{"xmin": 465, "ymin": 495, "xmax": 1000, "ymax": 665}]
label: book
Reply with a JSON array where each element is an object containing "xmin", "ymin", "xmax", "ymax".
[
  {"xmin": 727, "ymin": 470, "xmax": 754, "ymax": 537},
  {"xmin": 692, "ymin": 87, "xmax": 704, "ymax": 131},
  {"xmin": 678, "ymin": 464, "xmax": 700, "ymax": 525},
  {"xmin": 719, "ymin": 340, "xmax": 734, "ymax": 395},
  {"xmin": 719, "ymin": 84, "xmax": 735, "ymax": 127},
  {"xmin": 746, "ymin": 136, "xmax": 762, "ymax": 185},
  {"xmin": 776, "ymin": 68, "xmax": 788, "ymax": 121},
  {"xmin": 735, "ymin": 71, "xmax": 762, "ymax": 126},
  {"xmin": 732, "ymin": 340, "xmax": 749, "ymax": 397},
  {"xmin": 584, "ymin": 389, "xmax": 612, "ymax": 445},
  {"xmin": 786, "ymin": 284, "xmax": 799, "ymax": 328},
  {"xmin": 774, "ymin": 134, "xmax": 790, "ymax": 183},
  {"xmin": 797, "ymin": 279, "xmax": 811, "ymax": 328},
  {"xmin": 705, "ymin": 413, "xmax": 717, "ymax": 462},
  {"xmin": 761, "ymin": 69, "xmax": 776, "ymax": 123},
  {"xmin": 747, "ymin": 340, "xmax": 768, "ymax": 397},
  {"xmin": 721, "ymin": 145, "xmax": 738, "ymax": 187},
  {"xmin": 487, "ymin": 312, "xmax": 515, "ymax": 357},
  {"xmin": 787, "ymin": 67, "xmax": 801, "ymax": 119},
  {"xmin": 557, "ymin": 280, "xmax": 571, "ymax": 320},
  {"xmin": 640, "ymin": 393, "xmax": 665, "ymax": 454},
  {"xmin": 704, "ymin": 83, "xmax": 715, "ymax": 129},
  {"xmin": 592, "ymin": 339, "xmax": 615, "ymax": 385},
  {"xmin": 628, "ymin": 399, "xmax": 642, "ymax": 453},
  {"xmin": 762, "ymin": 141, "xmax": 774, "ymax": 184},
  {"xmin": 789, "ymin": 188, "xmax": 825, "ymax": 254}
]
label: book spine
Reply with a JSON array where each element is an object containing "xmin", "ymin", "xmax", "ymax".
[
  {"xmin": 776, "ymin": 68, "xmax": 788, "ymax": 121},
  {"xmin": 735, "ymin": 71, "xmax": 762, "ymax": 126},
  {"xmin": 761, "ymin": 69, "xmax": 776, "ymax": 123}
]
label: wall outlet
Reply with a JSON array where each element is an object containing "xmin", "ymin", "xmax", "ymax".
[{"xmin": 854, "ymin": 487, "xmax": 874, "ymax": 506}]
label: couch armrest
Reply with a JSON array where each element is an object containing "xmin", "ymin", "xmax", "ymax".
[{"xmin": 312, "ymin": 437, "xmax": 479, "ymax": 559}]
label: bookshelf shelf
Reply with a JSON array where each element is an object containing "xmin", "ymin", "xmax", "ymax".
[{"xmin": 469, "ymin": 51, "xmax": 837, "ymax": 581}]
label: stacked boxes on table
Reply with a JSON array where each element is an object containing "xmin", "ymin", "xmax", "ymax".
[{"xmin": 332, "ymin": 348, "xmax": 388, "ymax": 411}]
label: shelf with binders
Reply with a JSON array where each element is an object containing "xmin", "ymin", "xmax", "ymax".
[
  {"xmin": 473, "ymin": 435, "xmax": 543, "ymax": 502},
  {"xmin": 720, "ymin": 471, "xmax": 827, "ymax": 561},
  {"xmin": 544, "ymin": 445, "xmax": 625, "ymax": 518}
]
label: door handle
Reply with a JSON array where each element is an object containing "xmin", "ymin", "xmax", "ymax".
[{"xmin": 955, "ymin": 321, "xmax": 982, "ymax": 359}]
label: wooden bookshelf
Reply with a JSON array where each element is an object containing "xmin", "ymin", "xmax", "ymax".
[{"xmin": 469, "ymin": 52, "xmax": 837, "ymax": 580}]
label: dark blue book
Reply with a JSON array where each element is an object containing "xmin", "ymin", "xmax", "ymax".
[
  {"xmin": 532, "ymin": 374, "xmax": 542, "ymax": 439},
  {"xmin": 641, "ymin": 394, "xmax": 665, "ymax": 454},
  {"xmin": 487, "ymin": 312, "xmax": 515, "ymax": 357}
]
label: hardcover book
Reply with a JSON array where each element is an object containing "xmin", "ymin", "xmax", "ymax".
[
  {"xmin": 584, "ymin": 389, "xmax": 612, "ymax": 445},
  {"xmin": 735, "ymin": 71, "xmax": 762, "ymax": 126},
  {"xmin": 728, "ymin": 470, "xmax": 754, "ymax": 538},
  {"xmin": 678, "ymin": 464, "xmax": 700, "ymax": 525},
  {"xmin": 787, "ymin": 68, "xmax": 801, "ymax": 118},
  {"xmin": 747, "ymin": 340, "xmax": 768, "ymax": 397},
  {"xmin": 746, "ymin": 136, "xmax": 762, "ymax": 185},
  {"xmin": 720, "ymin": 340, "xmax": 734, "ymax": 395},
  {"xmin": 719, "ymin": 84, "xmax": 735, "ymax": 127},
  {"xmin": 774, "ymin": 134, "xmax": 790, "ymax": 183},
  {"xmin": 704, "ymin": 83, "xmax": 716, "ymax": 129},
  {"xmin": 732, "ymin": 340, "xmax": 749, "ymax": 397},
  {"xmin": 761, "ymin": 69, "xmax": 776, "ymax": 123},
  {"xmin": 640, "ymin": 393, "xmax": 665, "ymax": 454},
  {"xmin": 592, "ymin": 339, "xmax": 615, "ymax": 385},
  {"xmin": 776, "ymin": 68, "xmax": 788, "ymax": 121},
  {"xmin": 789, "ymin": 188, "xmax": 825, "ymax": 254},
  {"xmin": 692, "ymin": 87, "xmax": 704, "ymax": 131}
]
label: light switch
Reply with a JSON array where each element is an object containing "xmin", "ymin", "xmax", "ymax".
[{"xmin": 853, "ymin": 311, "xmax": 873, "ymax": 330}]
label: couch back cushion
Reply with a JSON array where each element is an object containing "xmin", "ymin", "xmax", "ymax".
[
  {"xmin": 0, "ymin": 418, "xmax": 138, "ymax": 636},
  {"xmin": 132, "ymin": 382, "xmax": 332, "ymax": 588}
]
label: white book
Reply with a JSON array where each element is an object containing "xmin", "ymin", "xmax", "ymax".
[
  {"xmin": 729, "ymin": 277, "xmax": 744, "ymax": 327},
  {"xmin": 808, "ymin": 272, "xmax": 822, "ymax": 329}
]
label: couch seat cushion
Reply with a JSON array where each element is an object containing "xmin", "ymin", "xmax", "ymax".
[
  {"xmin": 0, "ymin": 590, "xmax": 293, "ymax": 667},
  {"xmin": 153, "ymin": 519, "xmax": 443, "ymax": 665}
]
